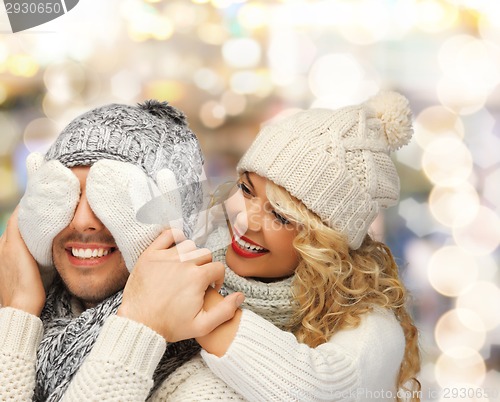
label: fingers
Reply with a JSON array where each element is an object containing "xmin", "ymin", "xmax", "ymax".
[
  {"xmin": 149, "ymin": 228, "xmax": 186, "ymax": 250},
  {"xmin": 195, "ymin": 292, "xmax": 244, "ymax": 335},
  {"xmin": 200, "ymin": 261, "xmax": 225, "ymax": 290},
  {"xmin": 179, "ymin": 247, "xmax": 213, "ymax": 265}
]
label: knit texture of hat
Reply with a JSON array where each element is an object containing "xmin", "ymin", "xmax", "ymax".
[
  {"xmin": 44, "ymin": 100, "xmax": 204, "ymax": 235},
  {"xmin": 237, "ymin": 91, "xmax": 413, "ymax": 249}
]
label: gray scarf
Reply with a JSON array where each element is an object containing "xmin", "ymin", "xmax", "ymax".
[
  {"xmin": 208, "ymin": 226, "xmax": 296, "ymax": 330},
  {"xmin": 34, "ymin": 277, "xmax": 199, "ymax": 402}
]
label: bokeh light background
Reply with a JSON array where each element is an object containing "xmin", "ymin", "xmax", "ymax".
[{"xmin": 0, "ymin": 0, "xmax": 499, "ymax": 399}]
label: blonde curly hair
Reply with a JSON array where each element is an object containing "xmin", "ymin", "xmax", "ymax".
[{"xmin": 265, "ymin": 181, "xmax": 421, "ymax": 401}]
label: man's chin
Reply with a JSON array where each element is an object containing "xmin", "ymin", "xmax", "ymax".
[{"xmin": 64, "ymin": 281, "xmax": 125, "ymax": 309}]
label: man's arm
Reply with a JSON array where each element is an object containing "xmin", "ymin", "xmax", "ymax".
[
  {"xmin": 0, "ymin": 208, "xmax": 46, "ymax": 400},
  {"xmin": 62, "ymin": 229, "xmax": 243, "ymax": 401}
]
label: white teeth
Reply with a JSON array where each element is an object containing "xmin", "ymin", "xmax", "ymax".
[
  {"xmin": 235, "ymin": 236, "xmax": 265, "ymax": 252},
  {"xmin": 71, "ymin": 248, "xmax": 111, "ymax": 259}
]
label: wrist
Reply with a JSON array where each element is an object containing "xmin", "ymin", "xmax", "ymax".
[{"xmin": 8, "ymin": 297, "xmax": 44, "ymax": 317}]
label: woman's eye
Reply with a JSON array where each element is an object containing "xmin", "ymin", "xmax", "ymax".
[
  {"xmin": 272, "ymin": 210, "xmax": 290, "ymax": 225},
  {"xmin": 236, "ymin": 181, "xmax": 252, "ymax": 196}
]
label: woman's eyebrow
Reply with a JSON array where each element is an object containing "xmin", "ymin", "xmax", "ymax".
[{"xmin": 244, "ymin": 172, "xmax": 255, "ymax": 189}]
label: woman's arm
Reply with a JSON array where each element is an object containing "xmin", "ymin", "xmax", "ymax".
[
  {"xmin": 198, "ymin": 301, "xmax": 405, "ymax": 401},
  {"xmin": 195, "ymin": 287, "xmax": 242, "ymax": 357}
]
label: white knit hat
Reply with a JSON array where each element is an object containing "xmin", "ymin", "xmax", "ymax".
[{"xmin": 237, "ymin": 91, "xmax": 413, "ymax": 249}]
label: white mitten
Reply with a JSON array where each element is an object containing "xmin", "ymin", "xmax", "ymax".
[
  {"xmin": 18, "ymin": 152, "xmax": 81, "ymax": 289},
  {"xmin": 86, "ymin": 159, "xmax": 184, "ymax": 271}
]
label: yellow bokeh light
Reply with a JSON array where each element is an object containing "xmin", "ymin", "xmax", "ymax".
[
  {"xmin": 238, "ymin": 2, "xmax": 269, "ymax": 30},
  {"xmin": 435, "ymin": 309, "xmax": 485, "ymax": 354},
  {"xmin": 427, "ymin": 246, "xmax": 478, "ymax": 297},
  {"xmin": 453, "ymin": 206, "xmax": 500, "ymax": 256},
  {"xmin": 435, "ymin": 348, "xmax": 486, "ymax": 387},
  {"xmin": 0, "ymin": 85, "xmax": 7, "ymax": 105},
  {"xmin": 456, "ymin": 281, "xmax": 500, "ymax": 330},
  {"xmin": 422, "ymin": 136, "xmax": 473, "ymax": 186},
  {"xmin": 429, "ymin": 183, "xmax": 479, "ymax": 228},
  {"xmin": 0, "ymin": 168, "xmax": 18, "ymax": 203},
  {"xmin": 338, "ymin": 0, "xmax": 391, "ymax": 45},
  {"xmin": 7, "ymin": 54, "xmax": 39, "ymax": 77},
  {"xmin": 144, "ymin": 80, "xmax": 184, "ymax": 103},
  {"xmin": 416, "ymin": 0, "xmax": 458, "ymax": 33},
  {"xmin": 414, "ymin": 105, "xmax": 464, "ymax": 149},
  {"xmin": 199, "ymin": 100, "xmax": 226, "ymax": 129},
  {"xmin": 197, "ymin": 23, "xmax": 228, "ymax": 45}
]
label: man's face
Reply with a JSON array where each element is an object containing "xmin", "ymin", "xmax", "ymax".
[{"xmin": 52, "ymin": 166, "xmax": 129, "ymax": 308}]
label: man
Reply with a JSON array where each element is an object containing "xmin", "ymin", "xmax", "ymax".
[{"xmin": 0, "ymin": 100, "xmax": 240, "ymax": 401}]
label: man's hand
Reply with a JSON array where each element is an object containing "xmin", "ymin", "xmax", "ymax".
[
  {"xmin": 0, "ymin": 207, "xmax": 46, "ymax": 316},
  {"xmin": 117, "ymin": 229, "xmax": 244, "ymax": 342}
]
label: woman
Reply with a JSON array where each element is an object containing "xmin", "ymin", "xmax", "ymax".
[{"xmin": 154, "ymin": 91, "xmax": 421, "ymax": 401}]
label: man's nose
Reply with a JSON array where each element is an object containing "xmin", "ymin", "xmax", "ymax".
[{"xmin": 70, "ymin": 192, "xmax": 104, "ymax": 233}]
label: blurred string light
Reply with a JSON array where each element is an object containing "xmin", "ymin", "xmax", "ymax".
[
  {"xmin": 22, "ymin": 118, "xmax": 60, "ymax": 154},
  {"xmin": 478, "ymin": 3, "xmax": 500, "ymax": 43},
  {"xmin": 237, "ymin": 2, "xmax": 270, "ymax": 30},
  {"xmin": 0, "ymin": 114, "xmax": 19, "ymax": 157},
  {"xmin": 483, "ymin": 169, "xmax": 500, "ymax": 211},
  {"xmin": 415, "ymin": 0, "xmax": 458, "ymax": 33},
  {"xmin": 422, "ymin": 136, "xmax": 473, "ymax": 187},
  {"xmin": 121, "ymin": 1, "xmax": 173, "ymax": 41},
  {"xmin": 43, "ymin": 61, "xmax": 86, "ymax": 103},
  {"xmin": 427, "ymin": 246, "xmax": 478, "ymax": 297},
  {"xmin": 0, "ymin": 85, "xmax": 8, "ymax": 105},
  {"xmin": 452, "ymin": 206, "xmax": 500, "ymax": 256},
  {"xmin": 222, "ymin": 38, "xmax": 261, "ymax": 68},
  {"xmin": 200, "ymin": 100, "xmax": 226, "ymax": 128},
  {"xmin": 413, "ymin": 106, "xmax": 464, "ymax": 148},
  {"xmin": 437, "ymin": 35, "xmax": 500, "ymax": 115},
  {"xmin": 428, "ymin": 182, "xmax": 479, "ymax": 228},
  {"xmin": 435, "ymin": 349, "xmax": 486, "ymax": 386},
  {"xmin": 111, "ymin": 69, "xmax": 142, "ymax": 101},
  {"xmin": 220, "ymin": 90, "xmax": 246, "ymax": 115},
  {"xmin": 435, "ymin": 309, "xmax": 485, "ymax": 354},
  {"xmin": 7, "ymin": 54, "xmax": 38, "ymax": 77},
  {"xmin": 0, "ymin": 168, "xmax": 19, "ymax": 203},
  {"xmin": 456, "ymin": 281, "xmax": 500, "ymax": 331},
  {"xmin": 268, "ymin": 30, "xmax": 316, "ymax": 88},
  {"xmin": 308, "ymin": 53, "xmax": 379, "ymax": 109}
]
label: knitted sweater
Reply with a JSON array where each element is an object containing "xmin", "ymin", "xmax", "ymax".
[
  {"xmin": 0, "ymin": 226, "xmax": 405, "ymax": 401},
  {"xmin": 0, "ymin": 307, "xmax": 168, "ymax": 401},
  {"xmin": 154, "ymin": 228, "xmax": 406, "ymax": 401}
]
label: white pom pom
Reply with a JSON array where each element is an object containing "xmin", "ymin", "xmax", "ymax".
[{"xmin": 366, "ymin": 91, "xmax": 413, "ymax": 151}]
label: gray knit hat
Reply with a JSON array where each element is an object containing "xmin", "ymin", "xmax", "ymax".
[
  {"xmin": 237, "ymin": 91, "xmax": 413, "ymax": 249},
  {"xmin": 45, "ymin": 100, "xmax": 204, "ymax": 235}
]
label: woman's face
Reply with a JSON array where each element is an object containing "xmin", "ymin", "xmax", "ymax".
[{"xmin": 224, "ymin": 172, "xmax": 299, "ymax": 281}]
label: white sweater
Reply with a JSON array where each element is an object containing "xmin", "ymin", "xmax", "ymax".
[{"xmin": 0, "ymin": 304, "xmax": 404, "ymax": 401}]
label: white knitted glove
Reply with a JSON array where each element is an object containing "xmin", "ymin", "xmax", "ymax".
[
  {"xmin": 86, "ymin": 159, "xmax": 183, "ymax": 272},
  {"xmin": 18, "ymin": 152, "xmax": 81, "ymax": 289}
]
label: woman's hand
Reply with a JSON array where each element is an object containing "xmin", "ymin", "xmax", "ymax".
[
  {"xmin": 0, "ymin": 207, "xmax": 46, "ymax": 316},
  {"xmin": 117, "ymin": 229, "xmax": 244, "ymax": 342}
]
